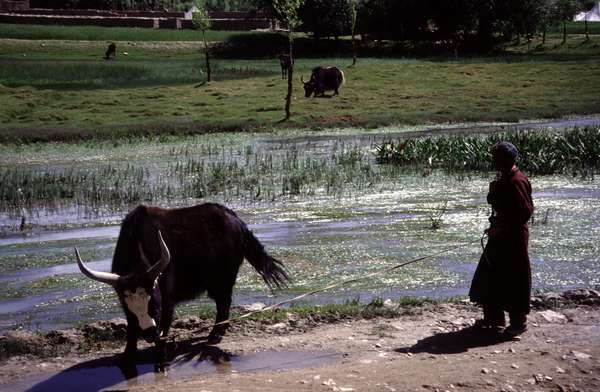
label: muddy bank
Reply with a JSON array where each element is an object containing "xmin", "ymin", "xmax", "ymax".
[
  {"xmin": 2, "ymin": 289, "xmax": 599, "ymax": 362},
  {"xmin": 1, "ymin": 289, "xmax": 599, "ymax": 391}
]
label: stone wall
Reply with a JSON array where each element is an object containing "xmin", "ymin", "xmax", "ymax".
[
  {"xmin": 0, "ymin": 10, "xmax": 275, "ymax": 30},
  {"xmin": 0, "ymin": 0, "xmax": 30, "ymax": 11}
]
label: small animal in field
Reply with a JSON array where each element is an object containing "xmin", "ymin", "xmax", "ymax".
[
  {"xmin": 104, "ymin": 42, "xmax": 116, "ymax": 60},
  {"xmin": 278, "ymin": 53, "xmax": 293, "ymax": 79},
  {"xmin": 301, "ymin": 66, "xmax": 345, "ymax": 97},
  {"xmin": 76, "ymin": 203, "xmax": 289, "ymax": 370}
]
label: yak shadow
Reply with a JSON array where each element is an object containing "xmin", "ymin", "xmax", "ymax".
[
  {"xmin": 25, "ymin": 336, "xmax": 232, "ymax": 392},
  {"xmin": 395, "ymin": 326, "xmax": 514, "ymax": 355}
]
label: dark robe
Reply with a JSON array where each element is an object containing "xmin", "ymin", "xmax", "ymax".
[{"xmin": 469, "ymin": 167, "xmax": 534, "ymax": 315}]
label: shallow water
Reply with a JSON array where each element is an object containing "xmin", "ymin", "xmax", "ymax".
[
  {"xmin": 4, "ymin": 350, "xmax": 340, "ymax": 392},
  {"xmin": 0, "ymin": 128, "xmax": 599, "ymax": 332}
]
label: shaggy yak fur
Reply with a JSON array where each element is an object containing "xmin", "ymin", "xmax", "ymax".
[
  {"xmin": 78, "ymin": 203, "xmax": 289, "ymax": 369},
  {"xmin": 302, "ymin": 66, "xmax": 345, "ymax": 97},
  {"xmin": 104, "ymin": 42, "xmax": 116, "ymax": 60},
  {"xmin": 278, "ymin": 53, "xmax": 292, "ymax": 79}
]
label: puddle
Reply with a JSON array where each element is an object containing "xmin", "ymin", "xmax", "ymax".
[
  {"xmin": 0, "ymin": 259, "xmax": 110, "ymax": 283},
  {"xmin": 0, "ymin": 289, "xmax": 81, "ymax": 316},
  {"xmin": 5, "ymin": 350, "xmax": 340, "ymax": 392},
  {"xmin": 0, "ymin": 226, "xmax": 119, "ymax": 247}
]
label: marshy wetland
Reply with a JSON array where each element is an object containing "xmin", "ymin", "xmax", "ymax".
[{"xmin": 1, "ymin": 126, "xmax": 598, "ymax": 333}]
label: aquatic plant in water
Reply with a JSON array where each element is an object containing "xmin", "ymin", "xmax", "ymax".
[{"xmin": 375, "ymin": 127, "xmax": 600, "ymax": 176}]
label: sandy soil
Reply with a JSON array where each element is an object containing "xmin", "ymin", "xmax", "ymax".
[{"xmin": 1, "ymin": 298, "xmax": 599, "ymax": 392}]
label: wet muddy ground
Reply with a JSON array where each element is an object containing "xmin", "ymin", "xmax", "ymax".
[{"xmin": 1, "ymin": 296, "xmax": 599, "ymax": 392}]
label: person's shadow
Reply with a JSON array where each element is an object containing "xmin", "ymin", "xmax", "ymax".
[
  {"xmin": 24, "ymin": 335, "xmax": 232, "ymax": 392},
  {"xmin": 395, "ymin": 326, "xmax": 513, "ymax": 355}
]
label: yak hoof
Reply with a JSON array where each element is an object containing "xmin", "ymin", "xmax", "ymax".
[
  {"xmin": 207, "ymin": 332, "xmax": 224, "ymax": 345},
  {"xmin": 154, "ymin": 361, "xmax": 169, "ymax": 373},
  {"xmin": 119, "ymin": 357, "xmax": 138, "ymax": 380}
]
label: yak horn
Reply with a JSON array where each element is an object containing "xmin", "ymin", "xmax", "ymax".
[
  {"xmin": 75, "ymin": 247, "xmax": 121, "ymax": 286},
  {"xmin": 300, "ymin": 75, "xmax": 305, "ymax": 83},
  {"xmin": 145, "ymin": 230, "xmax": 171, "ymax": 279}
]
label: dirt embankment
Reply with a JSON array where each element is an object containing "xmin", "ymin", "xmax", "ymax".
[{"xmin": 1, "ymin": 289, "xmax": 599, "ymax": 391}]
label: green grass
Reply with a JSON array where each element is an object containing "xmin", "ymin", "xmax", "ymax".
[
  {"xmin": 0, "ymin": 24, "xmax": 259, "ymax": 42},
  {"xmin": 0, "ymin": 33, "xmax": 599, "ymax": 142},
  {"xmin": 549, "ymin": 21, "xmax": 600, "ymax": 35}
]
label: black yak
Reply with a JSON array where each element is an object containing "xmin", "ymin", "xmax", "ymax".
[
  {"xmin": 278, "ymin": 53, "xmax": 293, "ymax": 79},
  {"xmin": 301, "ymin": 66, "xmax": 345, "ymax": 97},
  {"xmin": 104, "ymin": 42, "xmax": 116, "ymax": 60},
  {"xmin": 76, "ymin": 203, "xmax": 288, "ymax": 369}
]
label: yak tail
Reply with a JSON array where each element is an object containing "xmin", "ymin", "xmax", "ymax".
[
  {"xmin": 340, "ymin": 69, "xmax": 346, "ymax": 86},
  {"xmin": 243, "ymin": 227, "xmax": 290, "ymax": 290}
]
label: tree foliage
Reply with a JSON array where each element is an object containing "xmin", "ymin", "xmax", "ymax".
[
  {"xmin": 299, "ymin": 0, "xmax": 354, "ymax": 39},
  {"xmin": 192, "ymin": 1, "xmax": 213, "ymax": 82},
  {"xmin": 271, "ymin": 0, "xmax": 305, "ymax": 120}
]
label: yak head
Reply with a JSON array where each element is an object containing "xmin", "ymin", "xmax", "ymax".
[
  {"xmin": 301, "ymin": 75, "xmax": 317, "ymax": 97},
  {"xmin": 75, "ymin": 230, "xmax": 170, "ymax": 343}
]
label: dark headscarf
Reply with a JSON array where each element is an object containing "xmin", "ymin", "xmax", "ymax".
[{"xmin": 492, "ymin": 141, "xmax": 518, "ymax": 164}]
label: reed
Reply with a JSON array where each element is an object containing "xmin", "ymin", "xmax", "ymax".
[
  {"xmin": 375, "ymin": 127, "xmax": 600, "ymax": 176},
  {"xmin": 0, "ymin": 139, "xmax": 393, "ymax": 213}
]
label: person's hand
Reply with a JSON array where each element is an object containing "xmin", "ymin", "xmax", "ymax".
[{"xmin": 484, "ymin": 227, "xmax": 499, "ymax": 237}]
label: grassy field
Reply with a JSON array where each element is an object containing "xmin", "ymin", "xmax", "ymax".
[
  {"xmin": 549, "ymin": 21, "xmax": 600, "ymax": 35},
  {"xmin": 0, "ymin": 28, "xmax": 599, "ymax": 142}
]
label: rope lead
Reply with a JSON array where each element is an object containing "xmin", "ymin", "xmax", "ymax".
[{"xmin": 213, "ymin": 238, "xmax": 482, "ymax": 327}]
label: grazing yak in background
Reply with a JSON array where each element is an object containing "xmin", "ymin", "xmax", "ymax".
[
  {"xmin": 104, "ymin": 42, "xmax": 116, "ymax": 60},
  {"xmin": 278, "ymin": 53, "xmax": 293, "ymax": 79},
  {"xmin": 302, "ymin": 66, "xmax": 345, "ymax": 97},
  {"xmin": 76, "ymin": 203, "xmax": 288, "ymax": 369}
]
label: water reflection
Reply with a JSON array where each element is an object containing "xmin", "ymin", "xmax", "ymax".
[{"xmin": 6, "ymin": 343, "xmax": 339, "ymax": 392}]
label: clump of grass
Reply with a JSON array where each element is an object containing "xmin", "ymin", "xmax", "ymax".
[
  {"xmin": 375, "ymin": 127, "xmax": 600, "ymax": 176},
  {"xmin": 171, "ymin": 140, "xmax": 393, "ymax": 202},
  {"xmin": 0, "ymin": 163, "xmax": 167, "ymax": 212},
  {"xmin": 424, "ymin": 202, "xmax": 448, "ymax": 230},
  {"xmin": 0, "ymin": 335, "xmax": 33, "ymax": 360},
  {"xmin": 1, "ymin": 139, "xmax": 392, "ymax": 213},
  {"xmin": 226, "ymin": 296, "xmax": 445, "ymax": 325},
  {"xmin": 0, "ymin": 60, "xmax": 270, "ymax": 89}
]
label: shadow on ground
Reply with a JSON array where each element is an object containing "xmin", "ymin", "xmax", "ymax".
[
  {"xmin": 24, "ymin": 335, "xmax": 231, "ymax": 392},
  {"xmin": 395, "ymin": 326, "xmax": 515, "ymax": 355},
  {"xmin": 18, "ymin": 335, "xmax": 339, "ymax": 392}
]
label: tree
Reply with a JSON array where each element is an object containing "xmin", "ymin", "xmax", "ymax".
[
  {"xmin": 192, "ymin": 1, "xmax": 212, "ymax": 82},
  {"xmin": 579, "ymin": 0, "xmax": 597, "ymax": 40},
  {"xmin": 506, "ymin": 0, "xmax": 545, "ymax": 45},
  {"xmin": 272, "ymin": 0, "xmax": 305, "ymax": 120},
  {"xmin": 349, "ymin": 0, "xmax": 358, "ymax": 67},
  {"xmin": 554, "ymin": 0, "xmax": 582, "ymax": 43},
  {"xmin": 534, "ymin": 0, "xmax": 559, "ymax": 45},
  {"xmin": 299, "ymin": 0, "xmax": 353, "ymax": 40}
]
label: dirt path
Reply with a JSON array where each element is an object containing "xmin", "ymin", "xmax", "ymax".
[{"xmin": 1, "ymin": 300, "xmax": 599, "ymax": 391}]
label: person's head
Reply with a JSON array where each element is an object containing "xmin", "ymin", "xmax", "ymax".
[{"xmin": 491, "ymin": 141, "xmax": 518, "ymax": 172}]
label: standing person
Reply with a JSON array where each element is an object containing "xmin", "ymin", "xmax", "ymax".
[{"xmin": 469, "ymin": 141, "xmax": 534, "ymax": 336}]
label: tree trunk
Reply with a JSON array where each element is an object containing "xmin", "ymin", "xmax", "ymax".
[
  {"xmin": 542, "ymin": 28, "xmax": 546, "ymax": 45},
  {"xmin": 285, "ymin": 65, "xmax": 293, "ymax": 120},
  {"xmin": 562, "ymin": 20, "xmax": 567, "ymax": 44},
  {"xmin": 351, "ymin": 33, "xmax": 357, "ymax": 67},
  {"xmin": 284, "ymin": 31, "xmax": 294, "ymax": 120},
  {"xmin": 585, "ymin": 19, "xmax": 589, "ymax": 41},
  {"xmin": 203, "ymin": 31, "xmax": 211, "ymax": 82}
]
